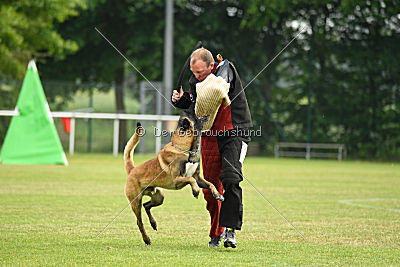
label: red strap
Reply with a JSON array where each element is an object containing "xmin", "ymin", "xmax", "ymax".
[{"xmin": 211, "ymin": 63, "xmax": 218, "ymax": 74}]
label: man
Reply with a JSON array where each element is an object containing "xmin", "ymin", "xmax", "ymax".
[{"xmin": 171, "ymin": 48, "xmax": 252, "ymax": 248}]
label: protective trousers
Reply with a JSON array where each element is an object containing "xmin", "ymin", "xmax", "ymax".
[{"xmin": 201, "ymin": 132, "xmax": 249, "ymax": 238}]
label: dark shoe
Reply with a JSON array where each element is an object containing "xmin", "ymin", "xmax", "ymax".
[
  {"xmin": 208, "ymin": 228, "xmax": 226, "ymax": 248},
  {"xmin": 224, "ymin": 228, "xmax": 237, "ymax": 248}
]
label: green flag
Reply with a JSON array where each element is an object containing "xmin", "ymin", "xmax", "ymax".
[{"xmin": 0, "ymin": 60, "xmax": 68, "ymax": 165}]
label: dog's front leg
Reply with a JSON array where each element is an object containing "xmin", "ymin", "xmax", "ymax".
[
  {"xmin": 193, "ymin": 168, "xmax": 224, "ymax": 202},
  {"xmin": 173, "ymin": 176, "xmax": 200, "ymax": 198}
]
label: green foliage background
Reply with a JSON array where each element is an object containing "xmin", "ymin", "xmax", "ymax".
[{"xmin": 1, "ymin": 0, "xmax": 400, "ymax": 159}]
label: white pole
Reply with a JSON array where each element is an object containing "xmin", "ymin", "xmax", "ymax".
[
  {"xmin": 113, "ymin": 119, "xmax": 120, "ymax": 156},
  {"xmin": 156, "ymin": 120, "xmax": 162, "ymax": 154},
  {"xmin": 338, "ymin": 145, "xmax": 343, "ymax": 161},
  {"xmin": 163, "ymin": 0, "xmax": 174, "ymax": 115},
  {"xmin": 69, "ymin": 118, "xmax": 75, "ymax": 155},
  {"xmin": 274, "ymin": 144, "xmax": 279, "ymax": 158}
]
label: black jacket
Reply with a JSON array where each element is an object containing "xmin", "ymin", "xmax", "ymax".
[{"xmin": 172, "ymin": 61, "xmax": 253, "ymax": 130}]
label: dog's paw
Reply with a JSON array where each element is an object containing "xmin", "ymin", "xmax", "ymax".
[
  {"xmin": 216, "ymin": 195, "xmax": 224, "ymax": 202},
  {"xmin": 150, "ymin": 220, "xmax": 157, "ymax": 231},
  {"xmin": 192, "ymin": 189, "xmax": 200, "ymax": 198},
  {"xmin": 212, "ymin": 191, "xmax": 224, "ymax": 202},
  {"xmin": 144, "ymin": 237, "xmax": 152, "ymax": 245}
]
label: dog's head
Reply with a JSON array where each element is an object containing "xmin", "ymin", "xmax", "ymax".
[
  {"xmin": 172, "ymin": 108, "xmax": 209, "ymax": 151},
  {"xmin": 179, "ymin": 109, "xmax": 209, "ymax": 134}
]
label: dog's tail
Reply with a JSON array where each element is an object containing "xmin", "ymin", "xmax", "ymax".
[{"xmin": 124, "ymin": 122, "xmax": 143, "ymax": 174}]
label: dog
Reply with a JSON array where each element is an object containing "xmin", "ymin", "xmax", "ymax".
[{"xmin": 124, "ymin": 110, "xmax": 224, "ymax": 245}]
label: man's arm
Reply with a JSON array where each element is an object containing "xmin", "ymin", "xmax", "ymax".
[
  {"xmin": 172, "ymin": 90, "xmax": 192, "ymax": 109},
  {"xmin": 172, "ymin": 75, "xmax": 199, "ymax": 109}
]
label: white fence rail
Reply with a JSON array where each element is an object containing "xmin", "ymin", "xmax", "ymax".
[
  {"xmin": 274, "ymin": 142, "xmax": 346, "ymax": 160},
  {"xmin": 0, "ymin": 110, "xmax": 179, "ymax": 156}
]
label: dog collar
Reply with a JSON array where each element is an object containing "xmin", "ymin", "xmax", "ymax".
[{"xmin": 172, "ymin": 143, "xmax": 197, "ymax": 155}]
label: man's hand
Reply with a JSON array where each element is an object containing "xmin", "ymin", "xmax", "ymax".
[{"xmin": 172, "ymin": 87, "xmax": 184, "ymax": 103}]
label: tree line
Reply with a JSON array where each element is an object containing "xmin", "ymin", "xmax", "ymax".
[{"xmin": 1, "ymin": 0, "xmax": 399, "ymax": 159}]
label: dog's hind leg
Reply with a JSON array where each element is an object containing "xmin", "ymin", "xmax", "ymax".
[
  {"xmin": 129, "ymin": 194, "xmax": 151, "ymax": 245},
  {"xmin": 143, "ymin": 188, "xmax": 164, "ymax": 231}
]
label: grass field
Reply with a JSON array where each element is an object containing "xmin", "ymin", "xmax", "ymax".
[{"xmin": 0, "ymin": 155, "xmax": 399, "ymax": 265}]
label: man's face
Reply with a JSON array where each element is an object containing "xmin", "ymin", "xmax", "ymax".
[{"xmin": 190, "ymin": 58, "xmax": 214, "ymax": 82}]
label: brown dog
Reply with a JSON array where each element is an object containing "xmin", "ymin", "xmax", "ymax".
[{"xmin": 124, "ymin": 110, "xmax": 224, "ymax": 245}]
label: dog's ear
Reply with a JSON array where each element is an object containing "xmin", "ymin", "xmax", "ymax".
[
  {"xmin": 200, "ymin": 115, "xmax": 210, "ymax": 123},
  {"xmin": 181, "ymin": 118, "xmax": 191, "ymax": 131}
]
